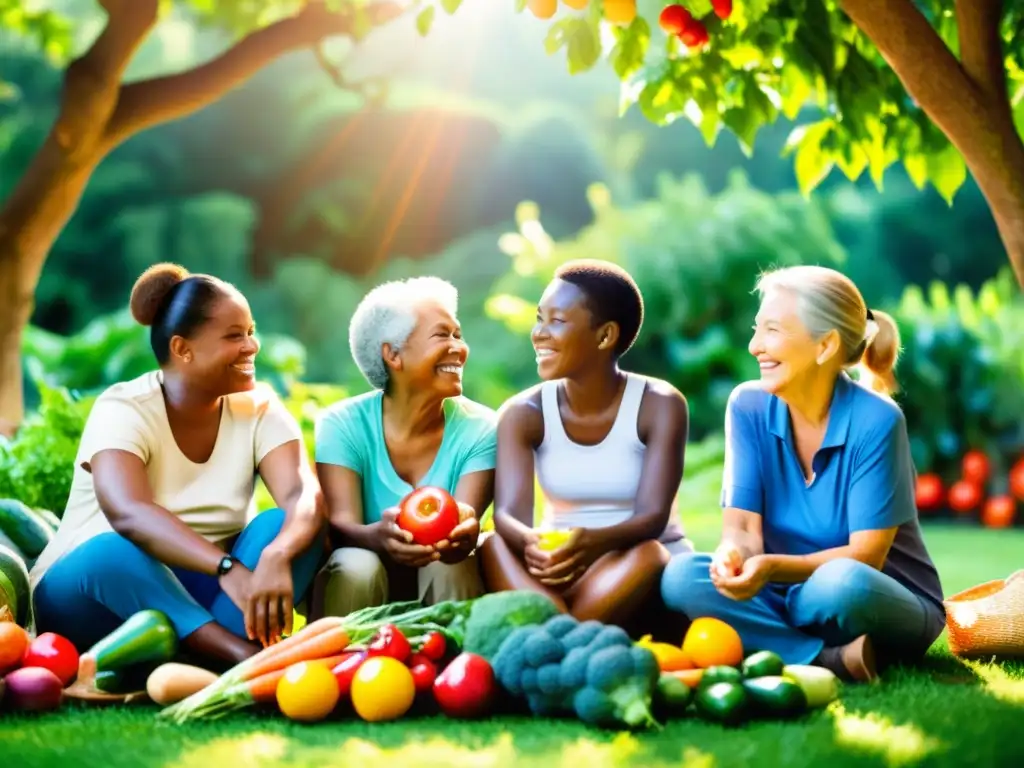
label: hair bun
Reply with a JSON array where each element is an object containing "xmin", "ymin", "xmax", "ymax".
[{"xmin": 130, "ymin": 263, "xmax": 189, "ymax": 326}]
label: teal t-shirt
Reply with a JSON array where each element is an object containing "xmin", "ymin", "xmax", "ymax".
[{"xmin": 314, "ymin": 391, "xmax": 498, "ymax": 523}]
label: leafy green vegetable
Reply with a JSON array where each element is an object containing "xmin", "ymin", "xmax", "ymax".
[{"xmin": 461, "ymin": 590, "xmax": 561, "ymax": 660}]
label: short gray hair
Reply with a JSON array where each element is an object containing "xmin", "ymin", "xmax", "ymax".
[{"xmin": 349, "ymin": 276, "xmax": 459, "ymax": 390}]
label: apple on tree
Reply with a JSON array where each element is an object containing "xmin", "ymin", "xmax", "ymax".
[{"xmin": 397, "ymin": 486, "xmax": 461, "ymax": 547}]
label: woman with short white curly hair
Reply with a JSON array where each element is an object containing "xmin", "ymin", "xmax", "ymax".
[{"xmin": 309, "ymin": 277, "xmax": 496, "ymax": 616}]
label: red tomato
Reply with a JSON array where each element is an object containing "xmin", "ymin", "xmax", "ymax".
[
  {"xmin": 915, "ymin": 473, "xmax": 944, "ymax": 512},
  {"xmin": 948, "ymin": 480, "xmax": 983, "ymax": 514},
  {"xmin": 1009, "ymin": 460, "xmax": 1024, "ymax": 501},
  {"xmin": 409, "ymin": 655, "xmax": 438, "ymax": 694},
  {"xmin": 367, "ymin": 624, "xmax": 411, "ymax": 664},
  {"xmin": 397, "ymin": 486, "xmax": 460, "ymax": 546},
  {"xmin": 419, "ymin": 631, "xmax": 446, "ymax": 662},
  {"xmin": 712, "ymin": 0, "xmax": 733, "ymax": 19},
  {"xmin": 658, "ymin": 4, "xmax": 691, "ymax": 35},
  {"xmin": 22, "ymin": 632, "xmax": 79, "ymax": 686},
  {"xmin": 961, "ymin": 450, "xmax": 991, "ymax": 486},
  {"xmin": 433, "ymin": 652, "xmax": 495, "ymax": 719},
  {"xmin": 679, "ymin": 19, "xmax": 709, "ymax": 48},
  {"xmin": 981, "ymin": 496, "xmax": 1017, "ymax": 529}
]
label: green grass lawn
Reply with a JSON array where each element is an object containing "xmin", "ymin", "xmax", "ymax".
[{"xmin": 3, "ymin": 468, "xmax": 1023, "ymax": 768}]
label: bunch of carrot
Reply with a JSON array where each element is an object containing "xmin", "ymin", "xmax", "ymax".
[{"xmin": 160, "ymin": 600, "xmax": 469, "ymax": 723}]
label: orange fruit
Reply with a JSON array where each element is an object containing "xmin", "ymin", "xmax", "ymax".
[
  {"xmin": 528, "ymin": 0, "xmax": 558, "ymax": 19},
  {"xmin": 682, "ymin": 617, "xmax": 744, "ymax": 668},
  {"xmin": 562, "ymin": 0, "xmax": 589, "ymax": 9},
  {"xmin": 0, "ymin": 622, "xmax": 29, "ymax": 674},
  {"xmin": 670, "ymin": 668, "xmax": 705, "ymax": 688},
  {"xmin": 350, "ymin": 656, "xmax": 416, "ymax": 722},
  {"xmin": 276, "ymin": 661, "xmax": 341, "ymax": 722},
  {"xmin": 603, "ymin": 0, "xmax": 637, "ymax": 25}
]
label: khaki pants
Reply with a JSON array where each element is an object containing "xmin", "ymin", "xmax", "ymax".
[{"xmin": 311, "ymin": 547, "xmax": 484, "ymax": 618}]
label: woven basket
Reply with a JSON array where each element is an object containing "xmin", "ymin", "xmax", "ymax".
[{"xmin": 944, "ymin": 569, "xmax": 1024, "ymax": 658}]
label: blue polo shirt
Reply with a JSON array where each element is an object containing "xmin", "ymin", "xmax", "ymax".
[{"xmin": 722, "ymin": 374, "xmax": 944, "ymax": 611}]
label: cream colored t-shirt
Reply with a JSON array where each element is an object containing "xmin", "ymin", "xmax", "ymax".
[{"xmin": 29, "ymin": 371, "xmax": 302, "ymax": 589}]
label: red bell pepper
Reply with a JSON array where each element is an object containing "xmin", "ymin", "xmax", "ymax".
[
  {"xmin": 433, "ymin": 652, "xmax": 495, "ymax": 719},
  {"xmin": 331, "ymin": 651, "xmax": 367, "ymax": 697}
]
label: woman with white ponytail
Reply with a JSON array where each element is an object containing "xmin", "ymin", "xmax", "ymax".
[{"xmin": 661, "ymin": 266, "xmax": 945, "ymax": 683}]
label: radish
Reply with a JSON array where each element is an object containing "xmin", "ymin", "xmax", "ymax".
[{"xmin": 4, "ymin": 666, "xmax": 64, "ymax": 712}]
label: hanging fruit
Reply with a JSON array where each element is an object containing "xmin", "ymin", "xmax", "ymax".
[
  {"xmin": 658, "ymin": 4, "xmax": 692, "ymax": 35},
  {"xmin": 679, "ymin": 17, "xmax": 709, "ymax": 48},
  {"xmin": 528, "ymin": 0, "xmax": 558, "ymax": 19},
  {"xmin": 712, "ymin": 0, "xmax": 733, "ymax": 19},
  {"xmin": 562, "ymin": 0, "xmax": 590, "ymax": 9},
  {"xmin": 603, "ymin": 0, "xmax": 637, "ymax": 25}
]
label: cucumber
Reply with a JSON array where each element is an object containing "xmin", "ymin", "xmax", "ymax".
[
  {"xmin": 742, "ymin": 650, "xmax": 785, "ymax": 679},
  {"xmin": 95, "ymin": 662, "xmax": 160, "ymax": 694},
  {"xmin": 0, "ymin": 499, "xmax": 54, "ymax": 559},
  {"xmin": 85, "ymin": 609, "xmax": 178, "ymax": 676},
  {"xmin": 33, "ymin": 508, "xmax": 61, "ymax": 532},
  {"xmin": 742, "ymin": 675, "xmax": 807, "ymax": 718},
  {"xmin": 0, "ymin": 544, "xmax": 30, "ymax": 627},
  {"xmin": 695, "ymin": 681, "xmax": 749, "ymax": 726},
  {"xmin": 0, "ymin": 529, "xmax": 24, "ymax": 560}
]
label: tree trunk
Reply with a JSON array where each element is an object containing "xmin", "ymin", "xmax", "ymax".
[
  {"xmin": 0, "ymin": 1, "xmax": 400, "ymax": 437},
  {"xmin": 842, "ymin": 0, "xmax": 1024, "ymax": 288}
]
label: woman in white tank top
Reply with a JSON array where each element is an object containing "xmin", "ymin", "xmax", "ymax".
[{"xmin": 480, "ymin": 260, "xmax": 692, "ymax": 633}]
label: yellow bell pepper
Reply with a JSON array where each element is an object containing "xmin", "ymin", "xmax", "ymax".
[
  {"xmin": 536, "ymin": 530, "xmax": 574, "ymax": 551},
  {"xmin": 636, "ymin": 634, "xmax": 693, "ymax": 672}
]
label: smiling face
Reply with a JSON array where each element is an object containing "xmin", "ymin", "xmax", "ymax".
[
  {"xmin": 172, "ymin": 289, "xmax": 261, "ymax": 396},
  {"xmin": 531, "ymin": 279, "xmax": 613, "ymax": 380},
  {"xmin": 749, "ymin": 287, "xmax": 840, "ymax": 396},
  {"xmin": 390, "ymin": 300, "xmax": 468, "ymax": 398}
]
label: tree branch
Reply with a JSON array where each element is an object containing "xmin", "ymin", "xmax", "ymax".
[
  {"xmin": 956, "ymin": 0, "xmax": 1007, "ymax": 109},
  {"xmin": 104, "ymin": 1, "xmax": 404, "ymax": 146}
]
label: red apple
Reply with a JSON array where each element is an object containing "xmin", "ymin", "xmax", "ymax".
[
  {"xmin": 658, "ymin": 4, "xmax": 692, "ymax": 35},
  {"xmin": 915, "ymin": 473, "xmax": 944, "ymax": 512},
  {"xmin": 397, "ymin": 486, "xmax": 460, "ymax": 546},
  {"xmin": 948, "ymin": 480, "xmax": 983, "ymax": 514},
  {"xmin": 982, "ymin": 495, "xmax": 1017, "ymax": 529},
  {"xmin": 22, "ymin": 632, "xmax": 79, "ymax": 686}
]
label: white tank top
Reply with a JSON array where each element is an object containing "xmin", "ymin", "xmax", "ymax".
[{"xmin": 534, "ymin": 374, "xmax": 685, "ymax": 543}]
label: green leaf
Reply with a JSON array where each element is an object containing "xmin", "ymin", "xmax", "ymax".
[
  {"xmin": 786, "ymin": 120, "xmax": 835, "ymax": 196},
  {"xmin": 792, "ymin": 0, "xmax": 835, "ymax": 85},
  {"xmin": 441, "ymin": 0, "xmax": 463, "ymax": 13},
  {"xmin": 514, "ymin": 0, "xmax": 528, "ymax": 12},
  {"xmin": 927, "ymin": 142, "xmax": 967, "ymax": 205},
  {"xmin": 609, "ymin": 17, "xmax": 650, "ymax": 80},
  {"xmin": 545, "ymin": 17, "xmax": 601, "ymax": 74},
  {"xmin": 779, "ymin": 63, "xmax": 812, "ymax": 120},
  {"xmin": 903, "ymin": 154, "xmax": 928, "ymax": 189},
  {"xmin": 416, "ymin": 5, "xmax": 435, "ymax": 36},
  {"xmin": 638, "ymin": 72, "xmax": 686, "ymax": 126}
]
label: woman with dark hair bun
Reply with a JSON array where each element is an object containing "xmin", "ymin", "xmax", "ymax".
[
  {"xmin": 481, "ymin": 259, "xmax": 692, "ymax": 633},
  {"xmin": 29, "ymin": 264, "xmax": 326, "ymax": 667}
]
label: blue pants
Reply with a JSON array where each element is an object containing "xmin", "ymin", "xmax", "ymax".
[
  {"xmin": 33, "ymin": 508, "xmax": 323, "ymax": 650},
  {"xmin": 661, "ymin": 553, "xmax": 946, "ymax": 665}
]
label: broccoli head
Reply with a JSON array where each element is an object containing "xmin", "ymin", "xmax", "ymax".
[
  {"xmin": 491, "ymin": 614, "xmax": 661, "ymax": 730},
  {"xmin": 462, "ymin": 590, "xmax": 561, "ymax": 659}
]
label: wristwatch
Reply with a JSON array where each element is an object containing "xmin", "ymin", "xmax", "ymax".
[{"xmin": 216, "ymin": 555, "xmax": 237, "ymax": 577}]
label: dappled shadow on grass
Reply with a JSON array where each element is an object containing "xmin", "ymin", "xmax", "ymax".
[{"xmin": 2, "ymin": 657, "xmax": 1023, "ymax": 768}]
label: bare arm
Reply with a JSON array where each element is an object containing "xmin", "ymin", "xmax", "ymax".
[
  {"xmin": 452, "ymin": 469, "xmax": 494, "ymax": 521},
  {"xmin": 762, "ymin": 529, "xmax": 898, "ymax": 583},
  {"xmin": 257, "ymin": 440, "xmax": 327, "ymax": 563},
  {"xmin": 315, "ymin": 463, "xmax": 381, "ymax": 553},
  {"xmin": 719, "ymin": 507, "xmax": 765, "ymax": 561},
  {"xmin": 580, "ymin": 385, "xmax": 689, "ymax": 554},
  {"xmin": 493, "ymin": 395, "xmax": 544, "ymax": 556},
  {"xmin": 91, "ymin": 449, "xmax": 229, "ymax": 574}
]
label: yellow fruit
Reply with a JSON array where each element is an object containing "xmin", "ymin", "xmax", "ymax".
[
  {"xmin": 682, "ymin": 617, "xmax": 744, "ymax": 669},
  {"xmin": 636, "ymin": 634, "xmax": 694, "ymax": 672},
  {"xmin": 528, "ymin": 0, "xmax": 558, "ymax": 19},
  {"xmin": 537, "ymin": 530, "xmax": 574, "ymax": 551},
  {"xmin": 562, "ymin": 0, "xmax": 590, "ymax": 9},
  {"xmin": 350, "ymin": 656, "xmax": 416, "ymax": 722},
  {"xmin": 603, "ymin": 0, "xmax": 636, "ymax": 25},
  {"xmin": 276, "ymin": 661, "xmax": 340, "ymax": 722}
]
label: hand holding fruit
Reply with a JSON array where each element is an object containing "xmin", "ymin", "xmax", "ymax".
[
  {"xmin": 247, "ymin": 550, "xmax": 294, "ymax": 647},
  {"xmin": 435, "ymin": 502, "xmax": 480, "ymax": 564},
  {"xmin": 379, "ymin": 506, "xmax": 439, "ymax": 568},
  {"xmin": 711, "ymin": 542, "xmax": 744, "ymax": 580},
  {"xmin": 714, "ymin": 554, "xmax": 774, "ymax": 601},
  {"xmin": 529, "ymin": 528, "xmax": 601, "ymax": 588}
]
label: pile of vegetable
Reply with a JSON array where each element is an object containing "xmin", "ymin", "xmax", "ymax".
[
  {"xmin": 1, "ymin": 622, "xmax": 80, "ymax": 712},
  {"xmin": 0, "ymin": 499, "xmax": 60, "ymax": 627},
  {"xmin": 160, "ymin": 590, "xmax": 555, "ymax": 723}
]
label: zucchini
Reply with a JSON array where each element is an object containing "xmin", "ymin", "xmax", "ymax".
[
  {"xmin": 95, "ymin": 663, "xmax": 161, "ymax": 694},
  {"xmin": 0, "ymin": 544, "xmax": 30, "ymax": 627},
  {"xmin": 0, "ymin": 529, "xmax": 24, "ymax": 560},
  {"xmin": 0, "ymin": 499, "xmax": 54, "ymax": 559},
  {"xmin": 83, "ymin": 609, "xmax": 178, "ymax": 683}
]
